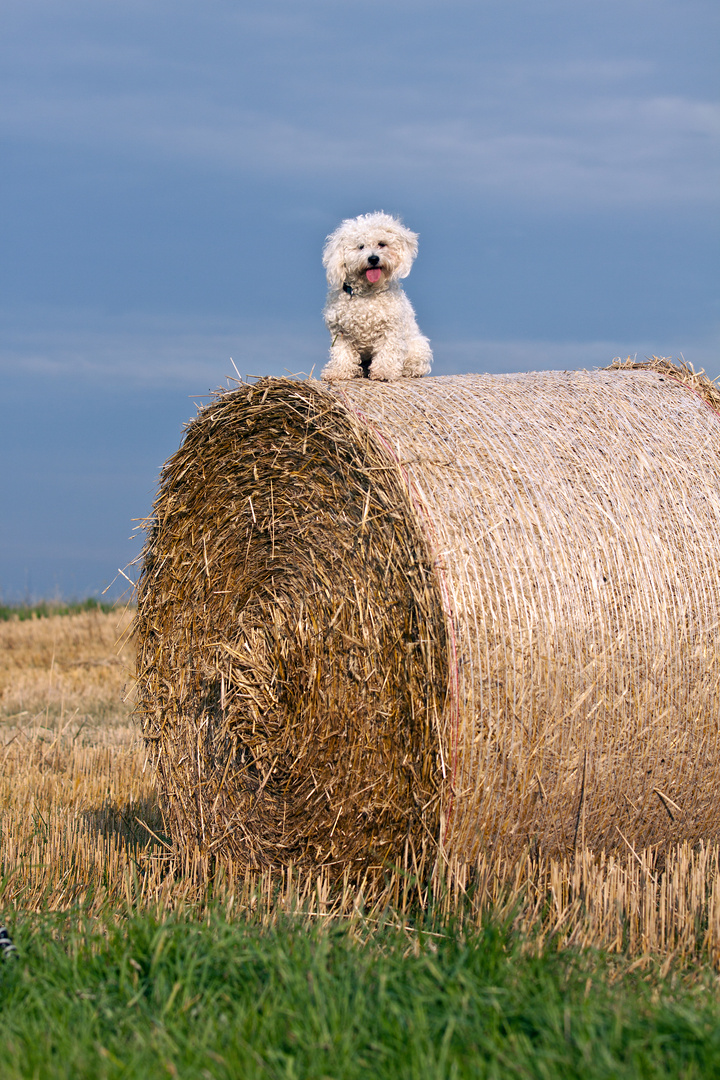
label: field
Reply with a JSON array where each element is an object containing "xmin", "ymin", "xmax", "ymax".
[{"xmin": 1, "ymin": 608, "xmax": 720, "ymax": 1078}]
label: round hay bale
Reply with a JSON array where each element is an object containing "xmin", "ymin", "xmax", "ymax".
[{"xmin": 135, "ymin": 362, "xmax": 720, "ymax": 871}]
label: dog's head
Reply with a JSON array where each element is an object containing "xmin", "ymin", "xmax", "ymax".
[{"xmin": 322, "ymin": 212, "xmax": 419, "ymax": 291}]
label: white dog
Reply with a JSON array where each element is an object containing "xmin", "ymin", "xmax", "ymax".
[{"xmin": 321, "ymin": 212, "xmax": 433, "ymax": 382}]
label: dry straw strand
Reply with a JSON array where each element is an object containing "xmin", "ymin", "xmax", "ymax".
[{"xmin": 135, "ymin": 363, "xmax": 720, "ymax": 877}]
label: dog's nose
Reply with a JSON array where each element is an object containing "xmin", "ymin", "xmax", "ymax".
[{"xmin": 367, "ymin": 254, "xmax": 380, "ymax": 266}]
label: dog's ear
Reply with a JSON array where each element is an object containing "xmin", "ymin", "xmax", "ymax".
[
  {"xmin": 322, "ymin": 230, "xmax": 347, "ymax": 289},
  {"xmin": 392, "ymin": 224, "xmax": 419, "ymax": 279}
]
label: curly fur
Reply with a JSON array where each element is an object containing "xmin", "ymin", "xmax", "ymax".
[{"xmin": 321, "ymin": 212, "xmax": 433, "ymax": 382}]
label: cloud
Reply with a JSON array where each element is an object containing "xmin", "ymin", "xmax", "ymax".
[
  {"xmin": 2, "ymin": 307, "xmax": 717, "ymax": 387},
  {"xmin": 1, "ymin": 1, "xmax": 717, "ymax": 210},
  {"xmin": 380, "ymin": 96, "xmax": 719, "ymax": 205},
  {"xmin": 0, "ymin": 308, "xmax": 327, "ymax": 387},
  {"xmin": 3, "ymin": 86, "xmax": 716, "ymax": 209}
]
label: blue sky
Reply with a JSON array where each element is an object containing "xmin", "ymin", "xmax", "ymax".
[{"xmin": 1, "ymin": 0, "xmax": 718, "ymax": 600}]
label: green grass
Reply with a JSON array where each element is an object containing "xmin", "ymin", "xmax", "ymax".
[
  {"xmin": 1, "ymin": 906, "xmax": 719, "ymax": 1079},
  {"xmin": 0, "ymin": 597, "xmax": 117, "ymax": 622}
]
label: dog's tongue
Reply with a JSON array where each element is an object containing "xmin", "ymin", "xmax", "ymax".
[{"xmin": 366, "ymin": 268, "xmax": 382, "ymax": 283}]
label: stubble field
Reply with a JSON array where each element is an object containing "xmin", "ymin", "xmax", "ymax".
[{"xmin": 1, "ymin": 607, "xmax": 720, "ymax": 1078}]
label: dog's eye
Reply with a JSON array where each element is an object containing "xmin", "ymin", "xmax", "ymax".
[
  {"xmin": 357, "ymin": 244, "xmax": 364, "ymax": 250},
  {"xmin": 378, "ymin": 242, "xmax": 387, "ymax": 248}
]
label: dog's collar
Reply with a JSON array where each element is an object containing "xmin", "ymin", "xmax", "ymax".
[{"xmin": 342, "ymin": 282, "xmax": 354, "ymax": 296}]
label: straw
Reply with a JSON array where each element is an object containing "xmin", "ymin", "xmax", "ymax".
[{"xmin": 135, "ymin": 360, "xmax": 720, "ymax": 872}]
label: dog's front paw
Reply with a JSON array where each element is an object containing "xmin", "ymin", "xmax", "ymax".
[
  {"xmin": 321, "ymin": 342, "xmax": 364, "ymax": 381},
  {"xmin": 403, "ymin": 335, "xmax": 433, "ymax": 378},
  {"xmin": 367, "ymin": 354, "xmax": 402, "ymax": 382},
  {"xmin": 322, "ymin": 366, "xmax": 364, "ymax": 382}
]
